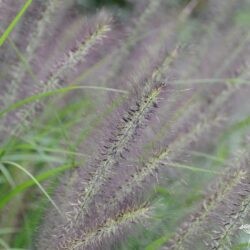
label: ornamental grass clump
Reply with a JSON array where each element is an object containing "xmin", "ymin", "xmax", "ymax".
[{"xmin": 0, "ymin": 0, "xmax": 249, "ymax": 249}]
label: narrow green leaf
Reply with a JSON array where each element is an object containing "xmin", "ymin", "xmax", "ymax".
[
  {"xmin": 161, "ymin": 161, "xmax": 221, "ymax": 174},
  {"xmin": 0, "ymin": 163, "xmax": 73, "ymax": 209},
  {"xmin": 145, "ymin": 235, "xmax": 170, "ymax": 250},
  {"xmin": 0, "ymin": 0, "xmax": 33, "ymax": 47},
  {"xmin": 1, "ymin": 161, "xmax": 65, "ymax": 217},
  {"xmin": 0, "ymin": 85, "xmax": 127, "ymax": 117}
]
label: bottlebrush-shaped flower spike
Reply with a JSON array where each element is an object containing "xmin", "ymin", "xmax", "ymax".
[
  {"xmin": 61, "ymin": 203, "xmax": 152, "ymax": 250},
  {"xmin": 163, "ymin": 150, "xmax": 250, "ymax": 250},
  {"xmin": 207, "ymin": 192, "xmax": 250, "ymax": 250},
  {"xmin": 1, "ymin": 0, "xmax": 62, "ymax": 107},
  {"xmin": 204, "ymin": 153, "xmax": 250, "ymax": 250},
  {"xmin": 1, "ymin": 11, "xmax": 113, "ymax": 137},
  {"xmin": 109, "ymin": 115, "xmax": 223, "ymax": 209},
  {"xmin": 46, "ymin": 12, "xmax": 112, "ymax": 88},
  {"xmin": 66, "ymin": 83, "xmax": 165, "ymax": 226},
  {"xmin": 26, "ymin": 0, "xmax": 63, "ymax": 56},
  {"xmin": 151, "ymin": 45, "xmax": 180, "ymax": 82},
  {"xmin": 101, "ymin": 0, "xmax": 162, "ymax": 84}
]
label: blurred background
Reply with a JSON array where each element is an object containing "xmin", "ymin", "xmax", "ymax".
[{"xmin": 0, "ymin": 0, "xmax": 249, "ymax": 249}]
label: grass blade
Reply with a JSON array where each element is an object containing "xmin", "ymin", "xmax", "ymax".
[{"xmin": 0, "ymin": 0, "xmax": 33, "ymax": 47}]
